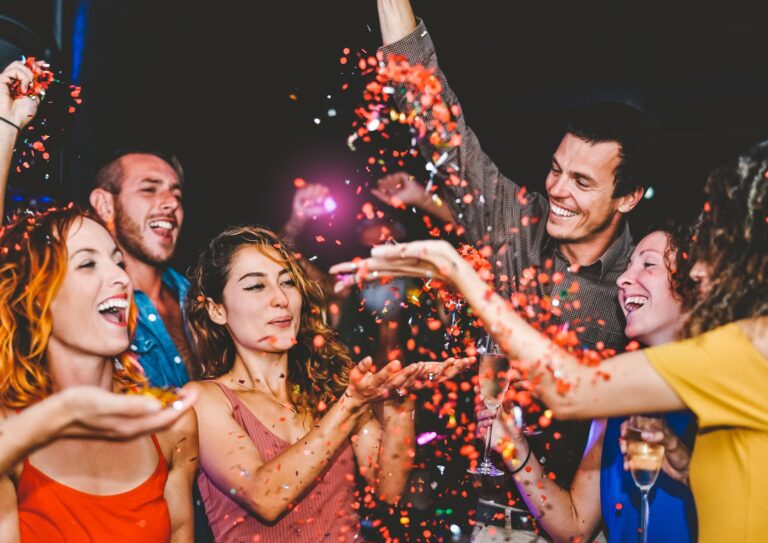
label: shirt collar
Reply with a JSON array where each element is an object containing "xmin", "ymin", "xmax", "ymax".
[
  {"xmin": 542, "ymin": 221, "xmax": 633, "ymax": 280},
  {"xmin": 134, "ymin": 267, "xmax": 189, "ymax": 304}
]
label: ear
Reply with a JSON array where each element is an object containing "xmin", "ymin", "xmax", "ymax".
[
  {"xmin": 617, "ymin": 186, "xmax": 645, "ymax": 214},
  {"xmin": 89, "ymin": 188, "xmax": 116, "ymax": 225},
  {"xmin": 206, "ymin": 297, "xmax": 227, "ymax": 326}
]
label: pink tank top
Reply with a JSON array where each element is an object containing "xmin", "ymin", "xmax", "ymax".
[{"xmin": 198, "ymin": 381, "xmax": 360, "ymax": 542}]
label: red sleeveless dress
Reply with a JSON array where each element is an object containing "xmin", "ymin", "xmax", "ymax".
[
  {"xmin": 17, "ymin": 434, "xmax": 171, "ymax": 542},
  {"xmin": 198, "ymin": 381, "xmax": 360, "ymax": 542}
]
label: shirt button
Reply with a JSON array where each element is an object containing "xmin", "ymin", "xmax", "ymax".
[
  {"xmin": 174, "ymin": 356, "xmax": 182, "ymax": 364},
  {"xmin": 148, "ymin": 314, "xmax": 157, "ymax": 322}
]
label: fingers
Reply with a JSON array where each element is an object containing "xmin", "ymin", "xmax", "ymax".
[{"xmin": 370, "ymin": 359, "xmax": 403, "ymax": 388}]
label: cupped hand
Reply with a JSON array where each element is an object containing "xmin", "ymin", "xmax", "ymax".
[
  {"xmin": 384, "ymin": 356, "xmax": 473, "ymax": 394},
  {"xmin": 371, "ymin": 172, "xmax": 427, "ymax": 209},
  {"xmin": 619, "ymin": 416, "xmax": 691, "ymax": 485},
  {"xmin": 59, "ymin": 384, "xmax": 198, "ymax": 440},
  {"xmin": 291, "ymin": 183, "xmax": 332, "ymax": 220},
  {"xmin": 329, "ymin": 240, "xmax": 464, "ymax": 293},
  {"xmin": 0, "ymin": 60, "xmax": 44, "ymax": 130},
  {"xmin": 346, "ymin": 357, "xmax": 403, "ymax": 405}
]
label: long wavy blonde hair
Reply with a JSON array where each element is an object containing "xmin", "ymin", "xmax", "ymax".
[
  {"xmin": 0, "ymin": 205, "xmax": 144, "ymax": 408},
  {"xmin": 186, "ymin": 226, "xmax": 353, "ymax": 416}
]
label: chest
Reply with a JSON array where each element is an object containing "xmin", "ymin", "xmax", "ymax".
[
  {"xmin": 22, "ymin": 437, "xmax": 162, "ymax": 495},
  {"xmin": 235, "ymin": 392, "xmax": 314, "ymax": 444}
]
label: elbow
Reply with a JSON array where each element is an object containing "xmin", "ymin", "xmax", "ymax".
[{"xmin": 245, "ymin": 499, "xmax": 288, "ymax": 523}]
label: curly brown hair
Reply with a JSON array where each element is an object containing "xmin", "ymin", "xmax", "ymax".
[
  {"xmin": 684, "ymin": 139, "xmax": 768, "ymax": 337},
  {"xmin": 0, "ymin": 205, "xmax": 144, "ymax": 408},
  {"xmin": 186, "ymin": 226, "xmax": 353, "ymax": 415}
]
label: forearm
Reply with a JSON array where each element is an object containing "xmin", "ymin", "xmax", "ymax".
[
  {"xmin": 377, "ymin": 0, "xmax": 417, "ymax": 45},
  {"xmin": 0, "ymin": 124, "xmax": 18, "ymax": 219},
  {"xmin": 503, "ymin": 439, "xmax": 597, "ymax": 542},
  {"xmin": 0, "ymin": 397, "xmax": 69, "ymax": 475},
  {"xmin": 280, "ymin": 214, "xmax": 307, "ymax": 246},
  {"xmin": 237, "ymin": 394, "xmax": 366, "ymax": 520},
  {"xmin": 374, "ymin": 399, "xmax": 415, "ymax": 502}
]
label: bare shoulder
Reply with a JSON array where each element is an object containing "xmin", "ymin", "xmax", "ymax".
[
  {"xmin": 737, "ymin": 316, "xmax": 768, "ymax": 359},
  {"xmin": 156, "ymin": 408, "xmax": 198, "ymax": 460},
  {"xmin": 188, "ymin": 379, "xmax": 232, "ymax": 415}
]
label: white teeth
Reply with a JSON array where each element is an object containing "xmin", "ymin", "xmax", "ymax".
[
  {"xmin": 624, "ymin": 296, "xmax": 648, "ymax": 311},
  {"xmin": 551, "ymin": 203, "xmax": 578, "ymax": 217},
  {"xmin": 149, "ymin": 220, "xmax": 174, "ymax": 230},
  {"xmin": 97, "ymin": 298, "xmax": 129, "ymax": 313}
]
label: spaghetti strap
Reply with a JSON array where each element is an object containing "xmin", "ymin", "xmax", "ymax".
[{"xmin": 149, "ymin": 434, "xmax": 164, "ymax": 462}]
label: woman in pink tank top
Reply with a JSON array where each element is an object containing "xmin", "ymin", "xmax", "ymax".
[
  {"xmin": 0, "ymin": 207, "xmax": 198, "ymax": 542},
  {"xmin": 185, "ymin": 226, "xmax": 467, "ymax": 542}
]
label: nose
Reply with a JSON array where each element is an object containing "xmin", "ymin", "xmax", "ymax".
[
  {"xmin": 269, "ymin": 284, "xmax": 290, "ymax": 308},
  {"xmin": 547, "ymin": 174, "xmax": 570, "ymax": 200},
  {"xmin": 616, "ymin": 266, "xmax": 636, "ymax": 289},
  {"xmin": 689, "ymin": 261, "xmax": 705, "ymax": 281},
  {"xmin": 159, "ymin": 191, "xmax": 180, "ymax": 214},
  {"xmin": 111, "ymin": 262, "xmax": 131, "ymax": 291}
]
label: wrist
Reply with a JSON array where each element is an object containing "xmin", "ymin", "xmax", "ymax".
[
  {"xmin": 0, "ymin": 117, "xmax": 20, "ymax": 136},
  {"xmin": 339, "ymin": 390, "xmax": 366, "ymax": 414}
]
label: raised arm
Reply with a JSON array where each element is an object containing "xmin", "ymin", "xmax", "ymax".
[
  {"xmin": 0, "ymin": 60, "xmax": 43, "ymax": 219},
  {"xmin": 192, "ymin": 358, "xmax": 402, "ymax": 522},
  {"xmin": 376, "ymin": 1, "xmax": 547, "ymax": 251},
  {"xmin": 331, "ymin": 240, "xmax": 685, "ymax": 419}
]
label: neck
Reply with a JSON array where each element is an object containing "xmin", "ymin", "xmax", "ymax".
[
  {"xmin": 123, "ymin": 252, "xmax": 165, "ymax": 299},
  {"xmin": 230, "ymin": 349, "xmax": 290, "ymax": 398},
  {"xmin": 559, "ymin": 218, "xmax": 624, "ymax": 267},
  {"xmin": 47, "ymin": 349, "xmax": 114, "ymax": 391}
]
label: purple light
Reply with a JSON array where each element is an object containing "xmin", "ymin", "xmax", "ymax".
[
  {"xmin": 323, "ymin": 197, "xmax": 337, "ymax": 213},
  {"xmin": 416, "ymin": 431, "xmax": 439, "ymax": 446}
]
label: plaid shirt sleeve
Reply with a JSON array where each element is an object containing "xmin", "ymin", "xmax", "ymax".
[{"xmin": 379, "ymin": 20, "xmax": 548, "ymax": 258}]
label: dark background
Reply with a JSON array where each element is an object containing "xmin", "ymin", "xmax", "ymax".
[{"xmin": 4, "ymin": 0, "xmax": 768, "ymax": 269}]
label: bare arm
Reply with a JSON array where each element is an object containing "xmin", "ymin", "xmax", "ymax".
[
  {"xmin": 331, "ymin": 240, "xmax": 686, "ymax": 419},
  {"xmin": 0, "ymin": 475, "xmax": 19, "ymax": 543},
  {"xmin": 378, "ymin": 0, "xmax": 417, "ymax": 46},
  {"xmin": 482, "ymin": 412, "xmax": 605, "ymax": 542},
  {"xmin": 162, "ymin": 410, "xmax": 199, "ymax": 542},
  {"xmin": 352, "ymin": 398, "xmax": 415, "ymax": 504},
  {"xmin": 0, "ymin": 386, "xmax": 197, "ymax": 477},
  {"xmin": 0, "ymin": 60, "xmax": 42, "ymax": 218},
  {"xmin": 192, "ymin": 358, "xmax": 401, "ymax": 522}
]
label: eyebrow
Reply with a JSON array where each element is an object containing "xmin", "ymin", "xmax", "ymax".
[
  {"xmin": 69, "ymin": 247, "xmax": 122, "ymax": 261},
  {"xmin": 139, "ymin": 178, "xmax": 182, "ymax": 191},
  {"xmin": 552, "ymin": 157, "xmax": 596, "ymax": 184},
  {"xmin": 238, "ymin": 269, "xmax": 290, "ymax": 282}
]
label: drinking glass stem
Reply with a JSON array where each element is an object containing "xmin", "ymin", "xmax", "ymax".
[
  {"xmin": 640, "ymin": 489, "xmax": 649, "ymax": 543},
  {"xmin": 482, "ymin": 409, "xmax": 496, "ymax": 466}
]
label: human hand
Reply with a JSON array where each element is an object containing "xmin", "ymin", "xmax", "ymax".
[
  {"xmin": 329, "ymin": 240, "xmax": 464, "ymax": 293},
  {"xmin": 371, "ymin": 172, "xmax": 428, "ymax": 209},
  {"xmin": 346, "ymin": 357, "xmax": 403, "ymax": 406},
  {"xmin": 0, "ymin": 60, "xmax": 44, "ymax": 131},
  {"xmin": 384, "ymin": 356, "xmax": 473, "ymax": 394},
  {"xmin": 58, "ymin": 385, "xmax": 198, "ymax": 440},
  {"xmin": 291, "ymin": 183, "xmax": 333, "ymax": 221},
  {"xmin": 620, "ymin": 415, "xmax": 691, "ymax": 485}
]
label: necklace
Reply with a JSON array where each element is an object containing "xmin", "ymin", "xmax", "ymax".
[{"xmin": 228, "ymin": 371, "xmax": 297, "ymax": 418}]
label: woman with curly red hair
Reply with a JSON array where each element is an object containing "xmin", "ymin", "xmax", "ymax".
[
  {"xmin": 0, "ymin": 205, "xmax": 198, "ymax": 542},
  {"xmin": 186, "ymin": 226, "xmax": 466, "ymax": 542}
]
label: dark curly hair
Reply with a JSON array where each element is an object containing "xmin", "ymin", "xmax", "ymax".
[
  {"xmin": 186, "ymin": 226, "xmax": 353, "ymax": 415},
  {"xmin": 684, "ymin": 139, "xmax": 768, "ymax": 337}
]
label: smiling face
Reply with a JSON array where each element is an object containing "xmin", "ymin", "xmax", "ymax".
[
  {"xmin": 545, "ymin": 133, "xmax": 640, "ymax": 244},
  {"xmin": 47, "ymin": 218, "xmax": 133, "ymax": 361},
  {"xmin": 112, "ymin": 153, "xmax": 184, "ymax": 266},
  {"xmin": 616, "ymin": 231, "xmax": 684, "ymax": 346},
  {"xmin": 207, "ymin": 246, "xmax": 302, "ymax": 354}
]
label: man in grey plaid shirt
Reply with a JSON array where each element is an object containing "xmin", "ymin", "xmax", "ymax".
[{"xmin": 374, "ymin": 1, "xmax": 657, "ymax": 541}]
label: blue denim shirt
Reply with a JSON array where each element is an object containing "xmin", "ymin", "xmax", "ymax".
[{"xmin": 130, "ymin": 268, "xmax": 191, "ymax": 388}]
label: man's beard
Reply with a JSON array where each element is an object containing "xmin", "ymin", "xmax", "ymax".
[{"xmin": 113, "ymin": 200, "xmax": 174, "ymax": 267}]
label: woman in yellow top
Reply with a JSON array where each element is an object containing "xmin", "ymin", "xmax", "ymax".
[{"xmin": 331, "ymin": 139, "xmax": 768, "ymax": 542}]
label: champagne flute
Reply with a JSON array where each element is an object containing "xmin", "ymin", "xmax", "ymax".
[
  {"xmin": 626, "ymin": 416, "xmax": 665, "ymax": 543},
  {"xmin": 468, "ymin": 337, "xmax": 511, "ymax": 477}
]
